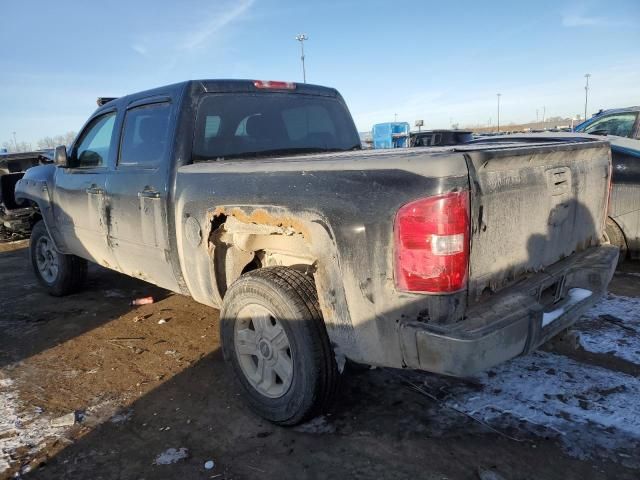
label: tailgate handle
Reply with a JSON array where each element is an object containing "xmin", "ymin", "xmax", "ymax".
[
  {"xmin": 138, "ymin": 189, "xmax": 160, "ymax": 199},
  {"xmin": 86, "ymin": 185, "xmax": 104, "ymax": 195}
]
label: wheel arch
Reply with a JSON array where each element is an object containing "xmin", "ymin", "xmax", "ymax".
[
  {"xmin": 204, "ymin": 206, "xmax": 360, "ymax": 362},
  {"xmin": 15, "ymin": 165, "xmax": 68, "ymax": 252},
  {"xmin": 604, "ymin": 215, "xmax": 629, "ymax": 262}
]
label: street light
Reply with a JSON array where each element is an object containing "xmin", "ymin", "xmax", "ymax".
[
  {"xmin": 496, "ymin": 93, "xmax": 502, "ymax": 133},
  {"xmin": 295, "ymin": 34, "xmax": 308, "ymax": 83},
  {"xmin": 584, "ymin": 73, "xmax": 591, "ymax": 121}
]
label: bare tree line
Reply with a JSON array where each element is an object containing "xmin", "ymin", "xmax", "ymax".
[{"xmin": 1, "ymin": 132, "xmax": 76, "ymax": 153}]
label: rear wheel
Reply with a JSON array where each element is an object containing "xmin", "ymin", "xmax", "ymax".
[
  {"xmin": 30, "ymin": 221, "xmax": 87, "ymax": 296},
  {"xmin": 603, "ymin": 217, "xmax": 627, "ymax": 265},
  {"xmin": 220, "ymin": 267, "xmax": 339, "ymax": 425}
]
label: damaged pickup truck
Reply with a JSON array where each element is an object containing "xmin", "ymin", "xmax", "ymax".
[
  {"xmin": 16, "ymin": 79, "xmax": 618, "ymax": 425},
  {"xmin": 0, "ymin": 150, "xmax": 52, "ymax": 240}
]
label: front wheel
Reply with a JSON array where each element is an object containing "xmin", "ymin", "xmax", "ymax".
[
  {"xmin": 30, "ymin": 221, "xmax": 87, "ymax": 296},
  {"xmin": 220, "ymin": 267, "xmax": 339, "ymax": 425}
]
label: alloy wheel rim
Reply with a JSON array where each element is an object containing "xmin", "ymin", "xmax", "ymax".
[
  {"xmin": 233, "ymin": 303, "xmax": 294, "ymax": 398},
  {"xmin": 35, "ymin": 236, "xmax": 59, "ymax": 283}
]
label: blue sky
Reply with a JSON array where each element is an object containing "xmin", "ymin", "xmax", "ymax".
[{"xmin": 1, "ymin": 0, "xmax": 639, "ymax": 144}]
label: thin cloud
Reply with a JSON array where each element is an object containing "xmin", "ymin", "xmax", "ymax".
[
  {"xmin": 562, "ymin": 14, "xmax": 613, "ymax": 27},
  {"xmin": 131, "ymin": 44, "xmax": 148, "ymax": 55},
  {"xmin": 560, "ymin": 2, "xmax": 628, "ymax": 28},
  {"xmin": 181, "ymin": 0, "xmax": 255, "ymax": 50}
]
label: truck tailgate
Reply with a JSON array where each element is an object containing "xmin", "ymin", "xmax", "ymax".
[{"xmin": 458, "ymin": 139, "xmax": 611, "ymax": 301}]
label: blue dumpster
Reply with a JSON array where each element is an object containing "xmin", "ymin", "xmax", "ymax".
[{"xmin": 372, "ymin": 122, "xmax": 410, "ymax": 149}]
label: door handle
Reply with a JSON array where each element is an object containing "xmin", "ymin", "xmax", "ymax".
[
  {"xmin": 86, "ymin": 186, "xmax": 104, "ymax": 195},
  {"xmin": 138, "ymin": 189, "xmax": 160, "ymax": 199}
]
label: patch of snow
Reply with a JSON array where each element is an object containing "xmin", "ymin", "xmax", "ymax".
[
  {"xmin": 154, "ymin": 447, "xmax": 189, "ymax": 465},
  {"xmin": 581, "ymin": 292, "xmax": 640, "ymax": 323},
  {"xmin": 445, "ymin": 351, "xmax": 640, "ymax": 467},
  {"xmin": 110, "ymin": 410, "xmax": 133, "ymax": 424},
  {"xmin": 576, "ymin": 293, "xmax": 640, "ymax": 364},
  {"xmin": 0, "ymin": 377, "xmax": 65, "ymax": 474},
  {"xmin": 542, "ymin": 288, "xmax": 592, "ymax": 327}
]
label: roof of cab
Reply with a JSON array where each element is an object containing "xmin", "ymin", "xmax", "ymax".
[{"xmin": 93, "ymin": 79, "xmax": 339, "ymax": 115}]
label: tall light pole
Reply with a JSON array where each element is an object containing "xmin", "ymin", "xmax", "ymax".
[
  {"xmin": 584, "ymin": 73, "xmax": 591, "ymax": 121},
  {"xmin": 496, "ymin": 93, "xmax": 502, "ymax": 133},
  {"xmin": 12, "ymin": 131, "xmax": 17, "ymax": 151},
  {"xmin": 295, "ymin": 34, "xmax": 308, "ymax": 83}
]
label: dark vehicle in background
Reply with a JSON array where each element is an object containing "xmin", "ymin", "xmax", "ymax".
[
  {"xmin": 575, "ymin": 107, "xmax": 640, "ymax": 260},
  {"xmin": 410, "ymin": 129, "xmax": 473, "ymax": 147},
  {"xmin": 16, "ymin": 79, "xmax": 617, "ymax": 426},
  {"xmin": 0, "ymin": 150, "xmax": 52, "ymax": 240}
]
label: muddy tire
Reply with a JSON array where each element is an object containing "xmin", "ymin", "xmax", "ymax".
[
  {"xmin": 30, "ymin": 221, "xmax": 87, "ymax": 296},
  {"xmin": 220, "ymin": 266, "xmax": 339, "ymax": 425},
  {"xmin": 604, "ymin": 218, "xmax": 627, "ymax": 265}
]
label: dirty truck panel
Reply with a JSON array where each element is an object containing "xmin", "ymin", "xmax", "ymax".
[{"xmin": 15, "ymin": 79, "xmax": 618, "ymax": 423}]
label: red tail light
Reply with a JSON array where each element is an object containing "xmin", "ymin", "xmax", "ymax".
[
  {"xmin": 253, "ymin": 80, "xmax": 296, "ymax": 90},
  {"xmin": 394, "ymin": 191, "xmax": 470, "ymax": 293}
]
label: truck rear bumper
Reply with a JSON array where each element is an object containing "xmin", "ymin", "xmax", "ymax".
[{"xmin": 399, "ymin": 244, "xmax": 619, "ymax": 377}]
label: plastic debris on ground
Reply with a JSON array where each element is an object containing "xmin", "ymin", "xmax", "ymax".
[
  {"xmin": 131, "ymin": 296, "xmax": 154, "ymax": 306},
  {"xmin": 154, "ymin": 447, "xmax": 189, "ymax": 465}
]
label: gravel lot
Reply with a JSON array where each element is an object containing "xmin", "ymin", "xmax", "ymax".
[{"xmin": 1, "ymin": 240, "xmax": 639, "ymax": 479}]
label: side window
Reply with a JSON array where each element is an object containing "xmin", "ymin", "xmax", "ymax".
[
  {"xmin": 119, "ymin": 102, "xmax": 171, "ymax": 167},
  {"xmin": 74, "ymin": 113, "xmax": 116, "ymax": 168},
  {"xmin": 583, "ymin": 112, "xmax": 638, "ymax": 138},
  {"xmin": 204, "ymin": 115, "xmax": 221, "ymax": 139},
  {"xmin": 281, "ymin": 105, "xmax": 336, "ymax": 142}
]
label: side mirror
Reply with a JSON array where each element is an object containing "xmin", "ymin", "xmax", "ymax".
[{"xmin": 54, "ymin": 145, "xmax": 69, "ymax": 167}]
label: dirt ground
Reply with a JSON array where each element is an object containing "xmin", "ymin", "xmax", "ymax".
[{"xmin": 1, "ymin": 239, "xmax": 640, "ymax": 480}]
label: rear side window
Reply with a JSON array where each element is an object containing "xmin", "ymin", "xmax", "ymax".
[
  {"xmin": 205, "ymin": 116, "xmax": 221, "ymax": 139},
  {"xmin": 119, "ymin": 102, "xmax": 171, "ymax": 166},
  {"xmin": 74, "ymin": 112, "xmax": 116, "ymax": 168},
  {"xmin": 193, "ymin": 93, "xmax": 360, "ymax": 161},
  {"xmin": 282, "ymin": 105, "xmax": 336, "ymax": 141},
  {"xmin": 582, "ymin": 112, "xmax": 638, "ymax": 138}
]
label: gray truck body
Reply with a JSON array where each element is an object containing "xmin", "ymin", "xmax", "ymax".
[{"xmin": 16, "ymin": 80, "xmax": 617, "ymax": 376}]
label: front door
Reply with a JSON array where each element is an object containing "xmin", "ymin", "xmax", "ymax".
[
  {"xmin": 106, "ymin": 100, "xmax": 179, "ymax": 291},
  {"xmin": 53, "ymin": 111, "xmax": 118, "ymax": 268}
]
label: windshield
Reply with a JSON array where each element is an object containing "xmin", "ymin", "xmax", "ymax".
[
  {"xmin": 192, "ymin": 93, "xmax": 361, "ymax": 162},
  {"xmin": 575, "ymin": 111, "xmax": 638, "ymax": 138}
]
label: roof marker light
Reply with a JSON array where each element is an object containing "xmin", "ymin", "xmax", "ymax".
[{"xmin": 253, "ymin": 80, "xmax": 296, "ymax": 90}]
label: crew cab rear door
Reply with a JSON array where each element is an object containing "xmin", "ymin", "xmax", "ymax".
[{"xmin": 105, "ymin": 98, "xmax": 179, "ymax": 291}]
